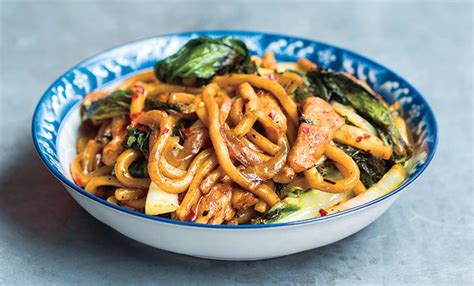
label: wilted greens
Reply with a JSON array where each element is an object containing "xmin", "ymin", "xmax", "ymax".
[
  {"xmin": 336, "ymin": 143, "xmax": 390, "ymax": 188},
  {"xmin": 128, "ymin": 157, "xmax": 149, "ymax": 178},
  {"xmin": 81, "ymin": 89, "xmax": 133, "ymax": 121},
  {"xmin": 154, "ymin": 37, "xmax": 256, "ymax": 85},
  {"xmin": 124, "ymin": 126, "xmax": 151, "ymax": 156},
  {"xmin": 305, "ymin": 68, "xmax": 411, "ymax": 163},
  {"xmin": 252, "ymin": 187, "xmax": 351, "ymax": 224},
  {"xmin": 81, "ymin": 89, "xmax": 181, "ymax": 121},
  {"xmin": 145, "ymin": 98, "xmax": 181, "ymax": 114},
  {"xmin": 292, "ymin": 86, "xmax": 312, "ymax": 102}
]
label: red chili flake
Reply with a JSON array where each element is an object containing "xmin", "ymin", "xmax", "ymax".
[
  {"xmin": 131, "ymin": 93, "xmax": 139, "ymax": 100},
  {"xmin": 73, "ymin": 173, "xmax": 82, "ymax": 186},
  {"xmin": 185, "ymin": 209, "xmax": 197, "ymax": 222},
  {"xmin": 355, "ymin": 136, "xmax": 363, "ymax": 142},
  {"xmin": 129, "ymin": 112, "xmax": 143, "ymax": 121},
  {"xmin": 266, "ymin": 74, "xmax": 276, "ymax": 81},
  {"xmin": 161, "ymin": 127, "xmax": 169, "ymax": 135},
  {"xmin": 183, "ymin": 128, "xmax": 193, "ymax": 137},
  {"xmin": 268, "ymin": 111, "xmax": 275, "ymax": 120},
  {"xmin": 319, "ymin": 209, "xmax": 328, "ymax": 217},
  {"xmin": 363, "ymin": 133, "xmax": 371, "ymax": 139},
  {"xmin": 138, "ymin": 124, "xmax": 148, "ymax": 132},
  {"xmin": 134, "ymin": 85, "xmax": 145, "ymax": 94},
  {"xmin": 301, "ymin": 125, "xmax": 310, "ymax": 133}
]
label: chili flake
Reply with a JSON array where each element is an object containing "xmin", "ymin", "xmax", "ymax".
[
  {"xmin": 319, "ymin": 209, "xmax": 328, "ymax": 217},
  {"xmin": 185, "ymin": 209, "xmax": 197, "ymax": 222},
  {"xmin": 355, "ymin": 136, "xmax": 363, "ymax": 143},
  {"xmin": 129, "ymin": 112, "xmax": 143, "ymax": 121},
  {"xmin": 183, "ymin": 128, "xmax": 193, "ymax": 137},
  {"xmin": 73, "ymin": 173, "xmax": 82, "ymax": 186},
  {"xmin": 266, "ymin": 74, "xmax": 276, "ymax": 81},
  {"xmin": 301, "ymin": 125, "xmax": 310, "ymax": 133},
  {"xmin": 268, "ymin": 111, "xmax": 275, "ymax": 120},
  {"xmin": 161, "ymin": 127, "xmax": 169, "ymax": 135},
  {"xmin": 134, "ymin": 85, "xmax": 145, "ymax": 94}
]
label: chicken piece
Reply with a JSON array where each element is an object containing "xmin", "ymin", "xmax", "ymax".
[
  {"xmin": 255, "ymin": 92, "xmax": 288, "ymax": 142},
  {"xmin": 288, "ymin": 97, "xmax": 344, "ymax": 172},
  {"xmin": 195, "ymin": 184, "xmax": 234, "ymax": 225},
  {"xmin": 273, "ymin": 165, "xmax": 296, "ymax": 184},
  {"xmin": 231, "ymin": 188, "xmax": 259, "ymax": 211}
]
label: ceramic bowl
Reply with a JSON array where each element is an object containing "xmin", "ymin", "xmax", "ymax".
[{"xmin": 32, "ymin": 31, "xmax": 437, "ymax": 260}]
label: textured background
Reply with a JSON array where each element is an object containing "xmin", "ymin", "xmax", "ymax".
[{"xmin": 0, "ymin": 0, "xmax": 472, "ymax": 285}]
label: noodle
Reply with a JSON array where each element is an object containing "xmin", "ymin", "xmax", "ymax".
[
  {"xmin": 73, "ymin": 41, "xmax": 413, "ymax": 225},
  {"xmin": 114, "ymin": 149, "xmax": 151, "ymax": 189}
]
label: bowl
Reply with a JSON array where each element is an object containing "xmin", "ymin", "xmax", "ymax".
[{"xmin": 32, "ymin": 31, "xmax": 437, "ymax": 260}]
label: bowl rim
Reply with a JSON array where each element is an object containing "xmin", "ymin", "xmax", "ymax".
[{"xmin": 32, "ymin": 30, "xmax": 438, "ymax": 229}]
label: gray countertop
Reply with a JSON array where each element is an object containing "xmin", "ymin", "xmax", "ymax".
[{"xmin": 0, "ymin": 0, "xmax": 472, "ymax": 285}]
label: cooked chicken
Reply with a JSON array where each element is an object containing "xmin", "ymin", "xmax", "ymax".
[
  {"xmin": 231, "ymin": 187, "xmax": 259, "ymax": 211},
  {"xmin": 195, "ymin": 183, "xmax": 234, "ymax": 224},
  {"xmin": 288, "ymin": 97, "xmax": 344, "ymax": 172},
  {"xmin": 255, "ymin": 92, "xmax": 288, "ymax": 142}
]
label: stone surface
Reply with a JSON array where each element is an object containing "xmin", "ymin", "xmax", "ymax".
[{"xmin": 0, "ymin": 0, "xmax": 472, "ymax": 285}]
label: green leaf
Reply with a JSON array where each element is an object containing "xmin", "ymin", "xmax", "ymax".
[
  {"xmin": 154, "ymin": 37, "xmax": 256, "ymax": 85},
  {"xmin": 144, "ymin": 98, "xmax": 182, "ymax": 114},
  {"xmin": 293, "ymin": 86, "xmax": 312, "ymax": 102},
  {"xmin": 81, "ymin": 89, "xmax": 133, "ymax": 121},
  {"xmin": 305, "ymin": 68, "xmax": 411, "ymax": 163},
  {"xmin": 252, "ymin": 187, "xmax": 351, "ymax": 224},
  {"xmin": 81, "ymin": 89, "xmax": 185, "ymax": 121},
  {"xmin": 336, "ymin": 143, "xmax": 391, "ymax": 188},
  {"xmin": 128, "ymin": 157, "xmax": 149, "ymax": 178},
  {"xmin": 124, "ymin": 126, "xmax": 151, "ymax": 156}
]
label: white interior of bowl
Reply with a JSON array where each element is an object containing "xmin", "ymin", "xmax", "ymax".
[{"xmin": 57, "ymin": 104, "xmax": 81, "ymax": 180}]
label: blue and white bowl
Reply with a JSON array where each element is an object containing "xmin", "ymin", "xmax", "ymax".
[{"xmin": 32, "ymin": 31, "xmax": 437, "ymax": 260}]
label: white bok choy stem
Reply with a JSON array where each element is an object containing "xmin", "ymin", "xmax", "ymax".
[
  {"xmin": 331, "ymin": 101, "xmax": 378, "ymax": 135},
  {"xmin": 327, "ymin": 164, "xmax": 407, "ymax": 214}
]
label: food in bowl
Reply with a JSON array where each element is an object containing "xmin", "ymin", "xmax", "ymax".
[{"xmin": 71, "ymin": 37, "xmax": 413, "ymax": 225}]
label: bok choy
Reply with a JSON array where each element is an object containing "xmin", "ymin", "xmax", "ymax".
[
  {"xmin": 81, "ymin": 89, "xmax": 133, "ymax": 121},
  {"xmin": 305, "ymin": 68, "xmax": 411, "ymax": 163},
  {"xmin": 154, "ymin": 37, "xmax": 256, "ymax": 85},
  {"xmin": 336, "ymin": 143, "xmax": 390, "ymax": 188},
  {"xmin": 81, "ymin": 89, "xmax": 181, "ymax": 121},
  {"xmin": 253, "ymin": 187, "xmax": 352, "ymax": 224}
]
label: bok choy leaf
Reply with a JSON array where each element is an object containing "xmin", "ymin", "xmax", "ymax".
[
  {"xmin": 154, "ymin": 37, "xmax": 256, "ymax": 85},
  {"xmin": 305, "ymin": 68, "xmax": 411, "ymax": 163}
]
